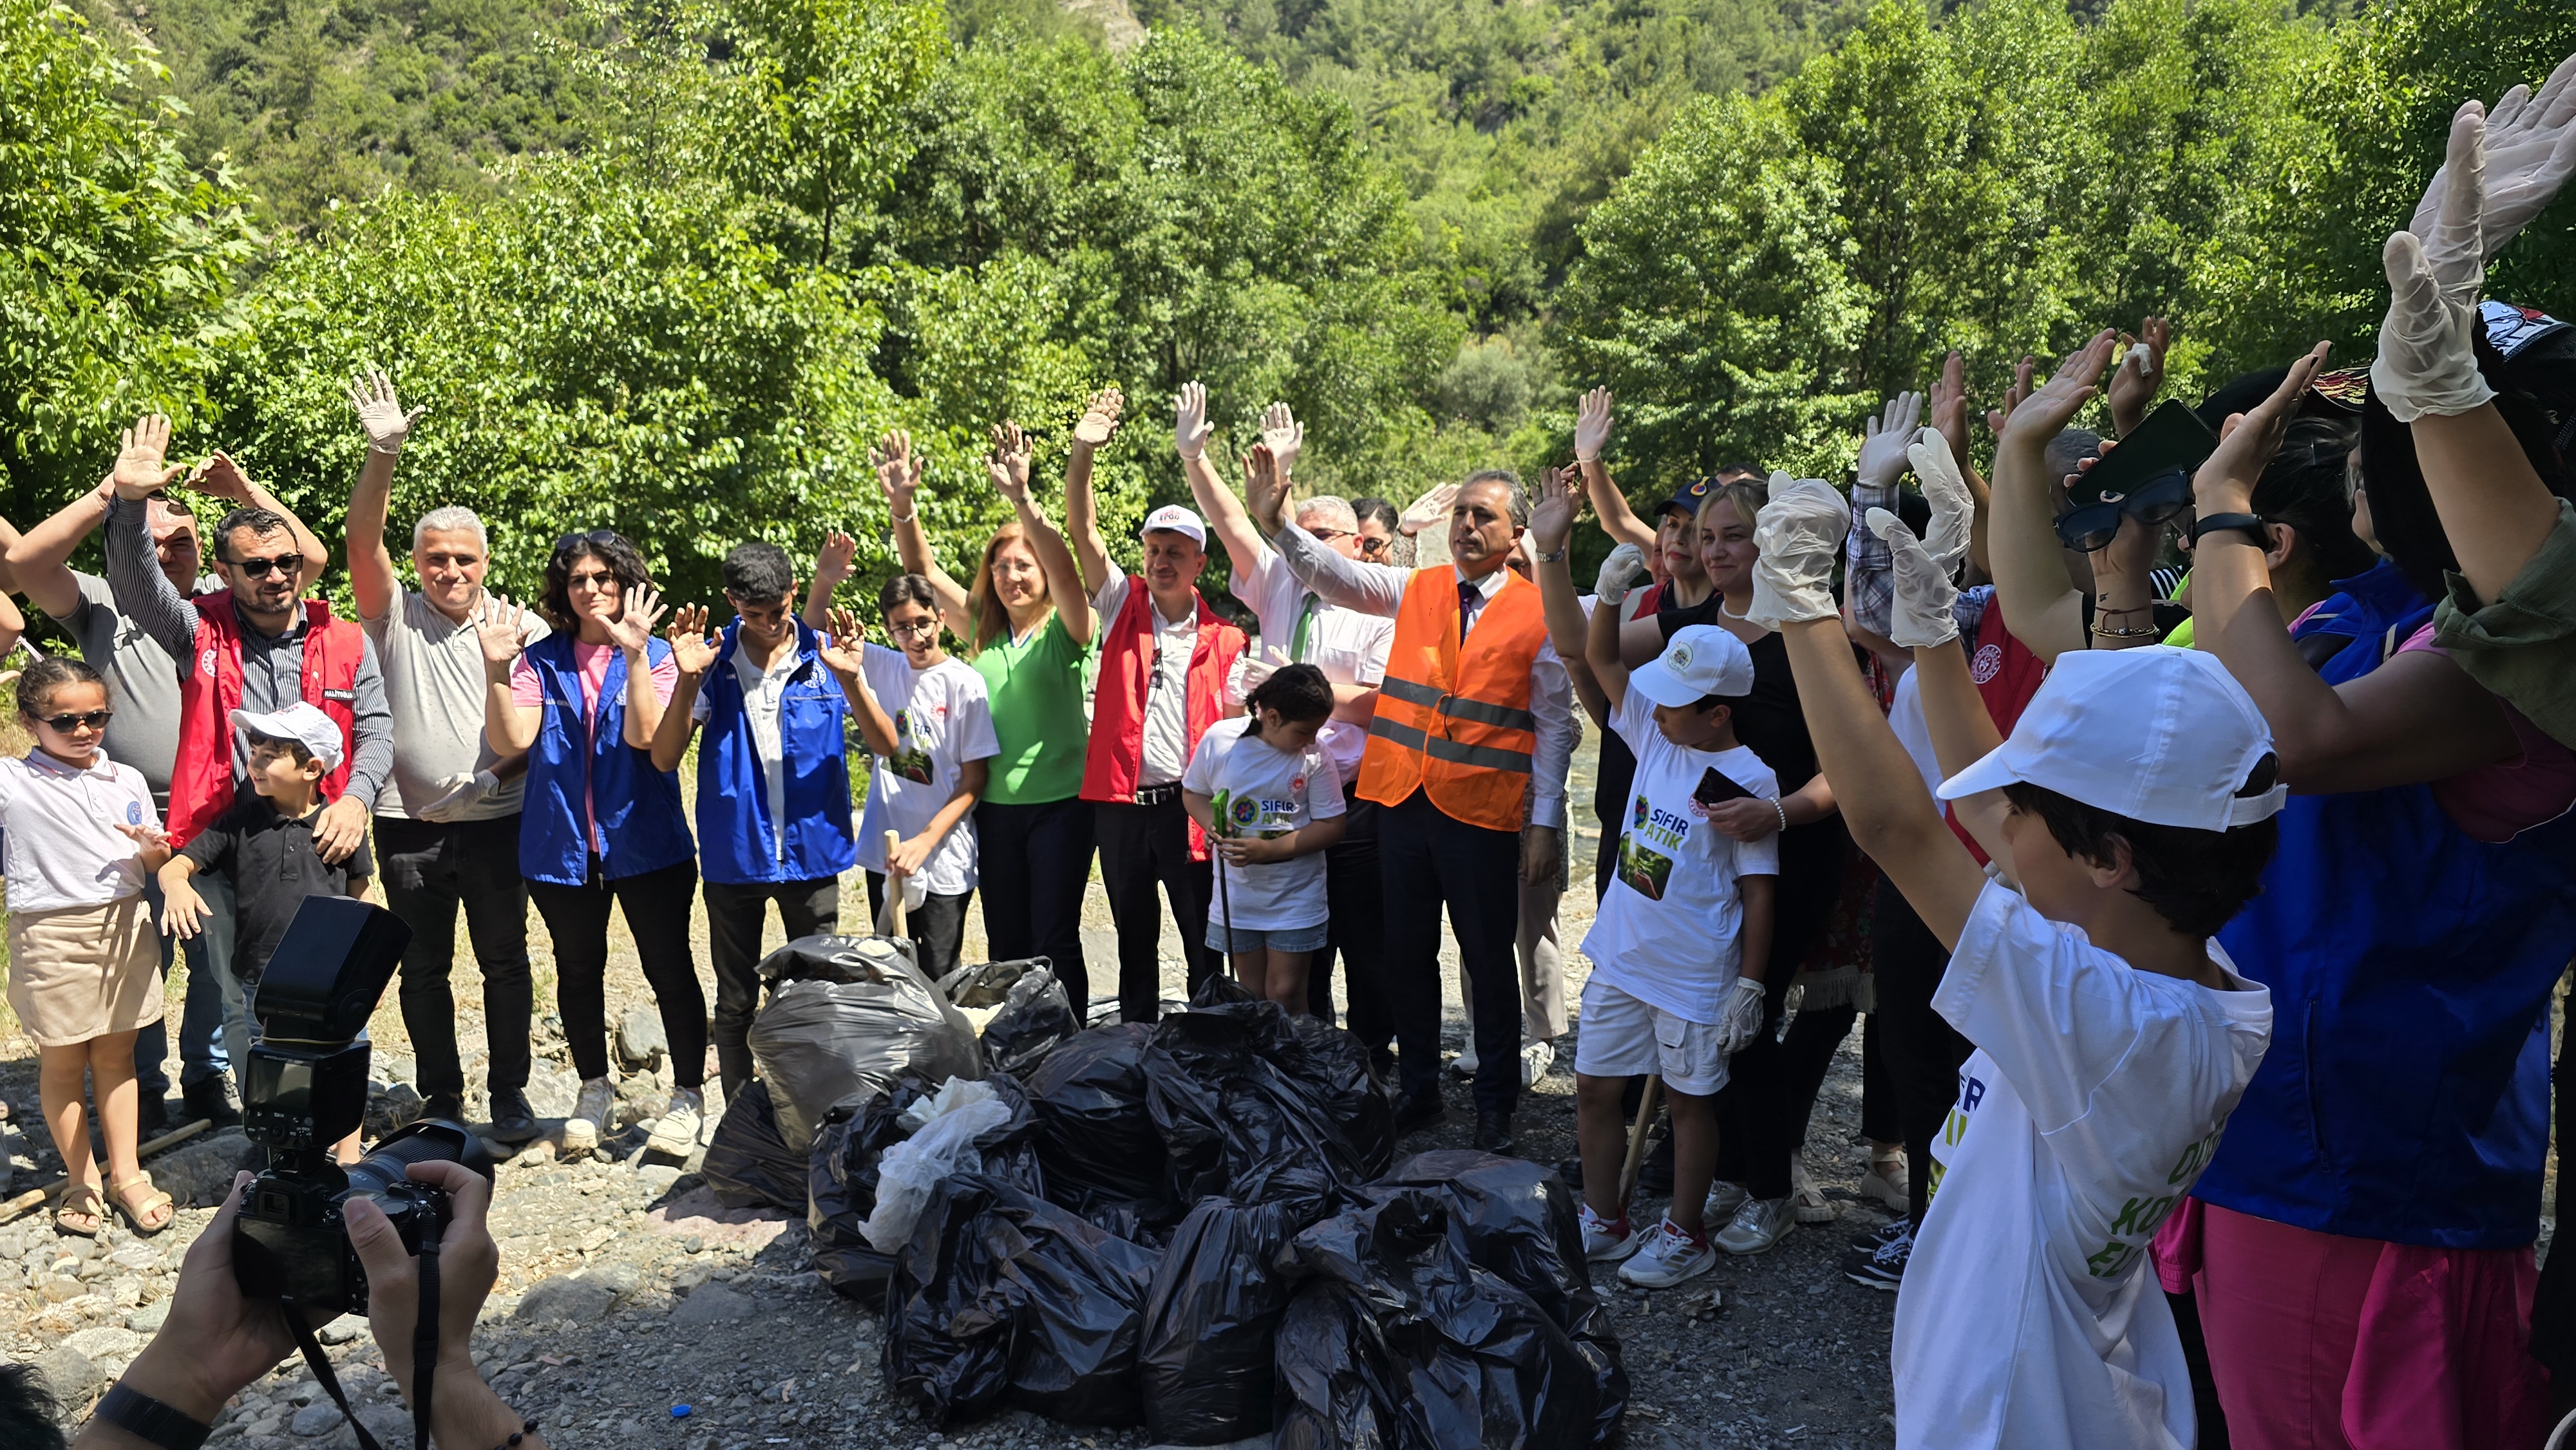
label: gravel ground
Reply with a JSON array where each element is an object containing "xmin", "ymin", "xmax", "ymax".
[{"xmin": 1, "ymin": 748, "xmax": 1904, "ymax": 1449}]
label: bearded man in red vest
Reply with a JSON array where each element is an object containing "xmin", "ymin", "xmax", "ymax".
[
  {"xmin": 1064, "ymin": 386, "xmax": 1247, "ymax": 1024},
  {"xmin": 1245, "ymin": 447, "xmax": 1574, "ymax": 1156}
]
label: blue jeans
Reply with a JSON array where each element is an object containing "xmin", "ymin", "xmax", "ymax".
[{"xmin": 131, "ymin": 874, "xmax": 234, "ymax": 1096}]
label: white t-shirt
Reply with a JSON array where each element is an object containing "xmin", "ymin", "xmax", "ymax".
[
  {"xmin": 1577, "ymin": 690, "xmax": 1779, "ymax": 1024},
  {"xmin": 1895, "ymin": 881, "xmax": 2273, "ymax": 1450},
  {"xmin": 0, "ymin": 749, "xmax": 160, "ymax": 912},
  {"xmin": 853, "ymin": 645, "xmax": 1000, "ymax": 896},
  {"xmin": 364, "ymin": 587, "xmax": 549, "ymax": 820},
  {"xmin": 1230, "ymin": 546, "xmax": 1394, "ymax": 783},
  {"xmin": 1092, "ymin": 574, "xmax": 1201, "ymax": 786},
  {"xmin": 690, "ymin": 635, "xmax": 806, "ymax": 863},
  {"xmin": 1179, "ymin": 716, "xmax": 1345, "ymax": 930},
  {"xmin": 1888, "ymin": 664, "xmax": 1946, "ymax": 802}
]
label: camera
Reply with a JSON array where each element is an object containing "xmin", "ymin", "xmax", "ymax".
[{"xmin": 230, "ymin": 898, "xmax": 497, "ymax": 1314}]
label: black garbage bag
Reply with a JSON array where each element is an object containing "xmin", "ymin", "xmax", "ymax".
[
  {"xmin": 701, "ymin": 1078, "xmax": 806, "ymax": 1212},
  {"xmin": 748, "ymin": 934, "xmax": 982, "ymax": 1153},
  {"xmin": 937, "ymin": 957, "xmax": 1077, "ymax": 1076},
  {"xmin": 1024, "ymin": 1024, "xmax": 1172, "ymax": 1226},
  {"xmin": 1276, "ymin": 1188, "xmax": 1616, "ymax": 1450},
  {"xmin": 1278, "ymin": 1012, "xmax": 1396, "ymax": 1181},
  {"xmin": 1367, "ymin": 1151, "xmax": 1627, "ymax": 1441},
  {"xmin": 807, "ymin": 1073, "xmax": 1046, "ymax": 1305},
  {"xmin": 884, "ymin": 1172, "xmax": 1159, "ymax": 1428},
  {"xmin": 1137, "ymin": 1189, "xmax": 1332, "ymax": 1444},
  {"xmin": 1272, "ymin": 1282, "xmax": 1405, "ymax": 1450},
  {"xmin": 1142, "ymin": 977, "xmax": 1389, "ymax": 1207}
]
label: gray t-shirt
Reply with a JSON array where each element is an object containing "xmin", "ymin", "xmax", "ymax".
[
  {"xmin": 363, "ymin": 588, "xmax": 550, "ymax": 821},
  {"xmin": 50, "ymin": 570, "xmax": 186, "ymax": 811}
]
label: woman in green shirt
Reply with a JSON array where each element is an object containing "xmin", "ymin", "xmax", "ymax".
[{"xmin": 876, "ymin": 425, "xmax": 1099, "ymax": 1012}]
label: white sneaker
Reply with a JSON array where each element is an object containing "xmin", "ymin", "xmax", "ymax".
[
  {"xmin": 1520, "ymin": 1039, "xmax": 1554, "ymax": 1086},
  {"xmin": 1714, "ymin": 1196, "xmax": 1795, "ymax": 1255},
  {"xmin": 563, "ymin": 1076, "xmax": 614, "ymax": 1156},
  {"xmin": 1703, "ymin": 1179, "xmax": 1749, "ymax": 1224},
  {"xmin": 1617, "ymin": 1218, "xmax": 1717, "ymax": 1289},
  {"xmin": 1860, "ymin": 1154, "xmax": 1909, "ymax": 1212},
  {"xmin": 1789, "ymin": 1156, "xmax": 1838, "ymax": 1224},
  {"xmin": 1448, "ymin": 1046, "xmax": 1480, "ymax": 1078},
  {"xmin": 1580, "ymin": 1204, "xmax": 1639, "ymax": 1263},
  {"xmin": 646, "ymin": 1087, "xmax": 703, "ymax": 1158}
]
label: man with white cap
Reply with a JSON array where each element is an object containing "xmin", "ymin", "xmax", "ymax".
[
  {"xmin": 1063, "ymin": 386, "xmax": 1246, "ymax": 1022},
  {"xmin": 1751, "ymin": 475, "xmax": 2280, "ymax": 1450}
]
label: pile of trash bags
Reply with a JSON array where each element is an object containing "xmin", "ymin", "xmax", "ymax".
[{"xmin": 710, "ymin": 956, "xmax": 1626, "ymax": 1447}]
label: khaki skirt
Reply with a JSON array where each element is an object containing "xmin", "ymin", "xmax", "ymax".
[{"xmin": 7, "ymin": 894, "xmax": 163, "ymax": 1047}]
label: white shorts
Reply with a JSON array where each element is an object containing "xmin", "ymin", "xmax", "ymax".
[{"xmin": 1571, "ymin": 978, "xmax": 1728, "ymax": 1097}]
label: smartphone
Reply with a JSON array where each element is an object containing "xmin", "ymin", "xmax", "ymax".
[
  {"xmin": 1692, "ymin": 767, "xmax": 1754, "ymax": 809},
  {"xmin": 2065, "ymin": 399, "xmax": 2219, "ymax": 511}
]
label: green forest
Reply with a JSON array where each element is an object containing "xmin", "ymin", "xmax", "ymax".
[{"xmin": 5, "ymin": 0, "xmax": 2574, "ymax": 604}]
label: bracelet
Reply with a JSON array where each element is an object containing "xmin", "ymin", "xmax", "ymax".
[
  {"xmin": 489, "ymin": 1419, "xmax": 539, "ymax": 1450},
  {"xmin": 2189, "ymin": 511, "xmax": 2267, "ymax": 547},
  {"xmin": 94, "ymin": 1385, "xmax": 211, "ymax": 1450},
  {"xmin": 889, "ymin": 510, "xmax": 916, "ymax": 524},
  {"xmin": 2091, "ymin": 622, "xmax": 2159, "ymax": 639},
  {"xmin": 1772, "ymin": 800, "xmax": 1789, "ymax": 834}
]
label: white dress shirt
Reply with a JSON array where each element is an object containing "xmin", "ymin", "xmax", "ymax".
[
  {"xmin": 1092, "ymin": 574, "xmax": 1204, "ymax": 787},
  {"xmin": 1229, "ymin": 545, "xmax": 1395, "ymax": 782}
]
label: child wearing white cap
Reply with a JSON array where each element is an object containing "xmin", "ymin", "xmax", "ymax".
[{"xmin": 1750, "ymin": 476, "xmax": 2279, "ymax": 1450}]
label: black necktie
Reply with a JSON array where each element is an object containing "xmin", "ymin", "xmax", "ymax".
[{"xmin": 1458, "ymin": 578, "xmax": 1481, "ymax": 637}]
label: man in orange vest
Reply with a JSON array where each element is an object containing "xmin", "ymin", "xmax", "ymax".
[
  {"xmin": 1246, "ymin": 451, "xmax": 1574, "ymax": 1154},
  {"xmin": 1065, "ymin": 387, "xmax": 1247, "ymax": 1023}
]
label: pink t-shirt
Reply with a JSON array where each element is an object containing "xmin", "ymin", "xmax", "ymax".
[
  {"xmin": 2394, "ymin": 624, "xmax": 2576, "ymax": 842},
  {"xmin": 511, "ymin": 642, "xmax": 681, "ymax": 854}
]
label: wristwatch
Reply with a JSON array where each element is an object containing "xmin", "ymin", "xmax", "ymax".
[
  {"xmin": 1535, "ymin": 548, "xmax": 1567, "ymax": 564},
  {"xmin": 2190, "ymin": 512, "xmax": 2268, "ymax": 547},
  {"xmin": 95, "ymin": 1385, "xmax": 213, "ymax": 1450}
]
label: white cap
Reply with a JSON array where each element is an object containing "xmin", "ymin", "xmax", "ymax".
[
  {"xmin": 1936, "ymin": 646, "xmax": 2285, "ymax": 832},
  {"xmin": 229, "ymin": 702, "xmax": 345, "ymax": 773},
  {"xmin": 1139, "ymin": 505, "xmax": 1207, "ymax": 547},
  {"xmin": 1628, "ymin": 625, "xmax": 1756, "ymax": 708}
]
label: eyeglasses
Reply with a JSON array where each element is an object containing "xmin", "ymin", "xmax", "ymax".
[
  {"xmin": 2052, "ymin": 470, "xmax": 2195, "ymax": 553},
  {"xmin": 1307, "ymin": 527, "xmax": 1356, "ymax": 543},
  {"xmin": 225, "ymin": 554, "xmax": 301, "ymax": 579},
  {"xmin": 887, "ymin": 619, "xmax": 940, "ymax": 639},
  {"xmin": 37, "ymin": 710, "xmax": 112, "ymax": 732}
]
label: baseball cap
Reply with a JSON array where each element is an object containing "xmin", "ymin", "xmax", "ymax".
[
  {"xmin": 230, "ymin": 702, "xmax": 345, "ymax": 773},
  {"xmin": 1935, "ymin": 646, "xmax": 2285, "ymax": 832},
  {"xmin": 1139, "ymin": 505, "xmax": 1207, "ymax": 547},
  {"xmin": 1628, "ymin": 625, "xmax": 1756, "ymax": 708},
  {"xmin": 1655, "ymin": 475, "xmax": 1718, "ymax": 523}
]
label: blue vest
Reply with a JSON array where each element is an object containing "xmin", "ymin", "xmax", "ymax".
[
  {"xmin": 518, "ymin": 634, "xmax": 695, "ymax": 886},
  {"xmin": 2195, "ymin": 560, "xmax": 2576, "ymax": 1249},
  {"xmin": 694, "ymin": 619, "xmax": 857, "ymax": 886}
]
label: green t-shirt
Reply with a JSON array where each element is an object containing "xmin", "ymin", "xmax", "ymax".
[{"xmin": 972, "ymin": 611, "xmax": 1092, "ymax": 805}]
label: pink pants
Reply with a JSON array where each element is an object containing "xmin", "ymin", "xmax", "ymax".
[{"xmin": 2155, "ymin": 1198, "xmax": 2550, "ymax": 1450}]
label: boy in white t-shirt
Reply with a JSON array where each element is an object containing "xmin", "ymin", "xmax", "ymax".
[
  {"xmin": 1750, "ymin": 476, "xmax": 2281, "ymax": 1450},
  {"xmin": 855, "ymin": 575, "xmax": 1001, "ymax": 980},
  {"xmin": 1180, "ymin": 663, "xmax": 1347, "ymax": 1010}
]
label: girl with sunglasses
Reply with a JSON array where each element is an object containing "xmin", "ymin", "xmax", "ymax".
[{"xmin": 850, "ymin": 571, "xmax": 999, "ymax": 980}]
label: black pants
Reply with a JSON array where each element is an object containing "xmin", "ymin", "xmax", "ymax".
[
  {"xmin": 528, "ymin": 856, "xmax": 706, "ymax": 1089},
  {"xmin": 1592, "ymin": 809, "xmax": 1620, "ymax": 905},
  {"xmin": 1860, "ymin": 1012, "xmax": 1899, "ymax": 1144},
  {"xmin": 976, "ymin": 797, "xmax": 1094, "ymax": 1016},
  {"xmin": 1307, "ymin": 793, "xmax": 1392, "ymax": 1047},
  {"xmin": 703, "ymin": 875, "xmax": 840, "ymax": 1092},
  {"xmin": 1778, "ymin": 1002, "xmax": 1859, "ymax": 1153},
  {"xmin": 1868, "ymin": 874, "xmax": 1971, "ymax": 1223},
  {"xmin": 1714, "ymin": 824, "xmax": 1848, "ymax": 1200},
  {"xmin": 1379, "ymin": 789, "xmax": 1522, "ymax": 1116},
  {"xmin": 1095, "ymin": 794, "xmax": 1220, "ymax": 1023},
  {"xmin": 863, "ymin": 871, "xmax": 972, "ymax": 982},
  {"xmin": 378, "ymin": 814, "xmax": 535, "ymax": 1100}
]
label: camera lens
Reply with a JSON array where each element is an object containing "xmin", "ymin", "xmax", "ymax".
[{"xmin": 344, "ymin": 1120, "xmax": 497, "ymax": 1200}]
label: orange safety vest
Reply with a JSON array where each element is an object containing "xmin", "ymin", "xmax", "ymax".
[{"xmin": 1356, "ymin": 567, "xmax": 1546, "ymax": 832}]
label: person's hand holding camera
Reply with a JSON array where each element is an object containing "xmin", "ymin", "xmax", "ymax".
[{"xmin": 344, "ymin": 1160, "xmax": 535, "ymax": 1450}]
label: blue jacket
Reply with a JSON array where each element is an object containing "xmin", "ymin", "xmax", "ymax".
[
  {"xmin": 694, "ymin": 619, "xmax": 857, "ymax": 885},
  {"xmin": 2195, "ymin": 560, "xmax": 2576, "ymax": 1249},
  {"xmin": 518, "ymin": 634, "xmax": 695, "ymax": 886}
]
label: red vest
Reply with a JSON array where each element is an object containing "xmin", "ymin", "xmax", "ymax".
[
  {"xmin": 1079, "ymin": 578, "xmax": 1245, "ymax": 860},
  {"xmin": 1945, "ymin": 598, "xmax": 2049, "ymax": 863},
  {"xmin": 169, "ymin": 595, "xmax": 364, "ymax": 847}
]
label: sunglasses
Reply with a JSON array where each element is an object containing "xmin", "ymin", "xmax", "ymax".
[
  {"xmin": 226, "ymin": 554, "xmax": 301, "ymax": 579},
  {"xmin": 1307, "ymin": 527, "xmax": 1356, "ymax": 544},
  {"xmin": 1358, "ymin": 534, "xmax": 1391, "ymax": 555},
  {"xmin": 38, "ymin": 710, "xmax": 112, "ymax": 733},
  {"xmin": 2053, "ymin": 469, "xmax": 2195, "ymax": 553}
]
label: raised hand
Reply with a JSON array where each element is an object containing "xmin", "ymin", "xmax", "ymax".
[
  {"xmin": 1573, "ymin": 386, "xmax": 1613, "ymax": 464},
  {"xmin": 608, "ymin": 582, "xmax": 667, "ymax": 654},
  {"xmin": 1905, "ymin": 426, "xmax": 1975, "ymax": 569},
  {"xmin": 985, "ymin": 421, "xmax": 1033, "ymax": 502},
  {"xmin": 665, "ymin": 603, "xmax": 719, "ymax": 674},
  {"xmin": 1984, "ymin": 355, "xmax": 2038, "ymax": 437},
  {"xmin": 1530, "ymin": 464, "xmax": 1581, "ymax": 557},
  {"xmin": 2409, "ymin": 59, "xmax": 2576, "ymax": 279},
  {"xmin": 1400, "ymin": 482, "xmax": 1460, "ymax": 538},
  {"xmin": 1856, "ymin": 392, "xmax": 1924, "ymax": 493},
  {"xmin": 818, "ymin": 606, "xmax": 867, "ymax": 676},
  {"xmin": 473, "ymin": 595, "xmax": 528, "ymax": 667},
  {"xmin": 1173, "ymin": 382, "xmax": 1212, "ymax": 462},
  {"xmin": 1594, "ymin": 542, "xmax": 1647, "ymax": 605},
  {"xmin": 1238, "ymin": 645, "xmax": 1291, "ymax": 695},
  {"xmin": 871, "ymin": 429, "xmax": 919, "ymax": 515},
  {"xmin": 1242, "ymin": 444, "xmax": 1291, "ymax": 536},
  {"xmin": 189, "ymin": 450, "xmax": 256, "ymax": 504},
  {"xmin": 1927, "ymin": 350, "xmax": 1972, "ymax": 469},
  {"xmin": 111, "ymin": 415, "xmax": 185, "ymax": 500},
  {"xmin": 2107, "ymin": 317, "xmax": 2170, "ymax": 438},
  {"xmin": 347, "ymin": 368, "xmax": 426, "ymax": 455},
  {"xmin": 1074, "ymin": 386, "xmax": 1125, "ymax": 449},
  {"xmin": 1747, "ymin": 475, "xmax": 1850, "ymax": 630},
  {"xmin": 813, "ymin": 530, "xmax": 858, "ymax": 590},
  {"xmin": 1868, "ymin": 508, "xmax": 1960, "ymax": 649},
  {"xmin": 2375, "ymin": 231, "xmax": 2496, "ymax": 422},
  {"xmin": 2200, "ymin": 343, "xmax": 2331, "ymax": 513},
  {"xmin": 1997, "ymin": 332, "xmax": 2118, "ymax": 451},
  {"xmin": 1259, "ymin": 401, "xmax": 1303, "ymax": 477}
]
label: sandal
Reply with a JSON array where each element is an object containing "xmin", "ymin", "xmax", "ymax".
[
  {"xmin": 55, "ymin": 1183, "xmax": 104, "ymax": 1238},
  {"xmin": 108, "ymin": 1173, "xmax": 174, "ymax": 1236}
]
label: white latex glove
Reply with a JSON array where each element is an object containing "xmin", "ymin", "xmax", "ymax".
[
  {"xmin": 1904, "ymin": 426, "xmax": 1974, "ymax": 569},
  {"xmin": 1594, "ymin": 542, "xmax": 1647, "ymax": 605},
  {"xmin": 1868, "ymin": 508, "xmax": 1959, "ymax": 648},
  {"xmin": 2372, "ymin": 230, "xmax": 2496, "ymax": 423},
  {"xmin": 1747, "ymin": 476, "xmax": 1848, "ymax": 629},
  {"xmin": 1854, "ymin": 391, "xmax": 1923, "ymax": 493},
  {"xmin": 2407, "ymin": 68, "xmax": 2576, "ymax": 280},
  {"xmin": 1717, "ymin": 976, "xmax": 1768, "ymax": 1056},
  {"xmin": 1238, "ymin": 645, "xmax": 1288, "ymax": 695},
  {"xmin": 415, "ymin": 770, "xmax": 499, "ymax": 823}
]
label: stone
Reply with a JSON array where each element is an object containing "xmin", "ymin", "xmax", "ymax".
[
  {"xmin": 515, "ymin": 1273, "xmax": 617, "ymax": 1326},
  {"xmin": 62, "ymin": 1326, "xmax": 141, "ymax": 1361},
  {"xmin": 108, "ymin": 1274, "xmax": 144, "ymax": 1308},
  {"xmin": 638, "ymin": 1163, "xmax": 682, "ymax": 1194},
  {"xmin": 33, "ymin": 1346, "xmax": 100, "ymax": 1400},
  {"xmin": 126, "ymin": 1299, "xmax": 172, "ymax": 1333},
  {"xmin": 616, "ymin": 1006, "xmax": 668, "ymax": 1069},
  {"xmin": 317, "ymin": 1313, "xmax": 368, "ymax": 1345},
  {"xmin": 153, "ymin": 1127, "xmax": 258, "ymax": 1207},
  {"xmin": 291, "ymin": 1401, "xmax": 345, "ymax": 1436},
  {"xmin": 109, "ymin": 1242, "xmax": 164, "ymax": 1271},
  {"xmin": 669, "ymin": 1282, "xmax": 753, "ymax": 1328},
  {"xmin": 585, "ymin": 1261, "xmax": 643, "ymax": 1298},
  {"xmin": 523, "ymin": 1065, "xmax": 580, "ymax": 1120}
]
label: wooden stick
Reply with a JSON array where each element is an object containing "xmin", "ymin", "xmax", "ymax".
[
  {"xmin": 1616, "ymin": 1074, "xmax": 1662, "ymax": 1207},
  {"xmin": 877, "ymin": 827, "xmax": 909, "ymax": 938},
  {"xmin": 0, "ymin": 1117, "xmax": 214, "ymax": 1222}
]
